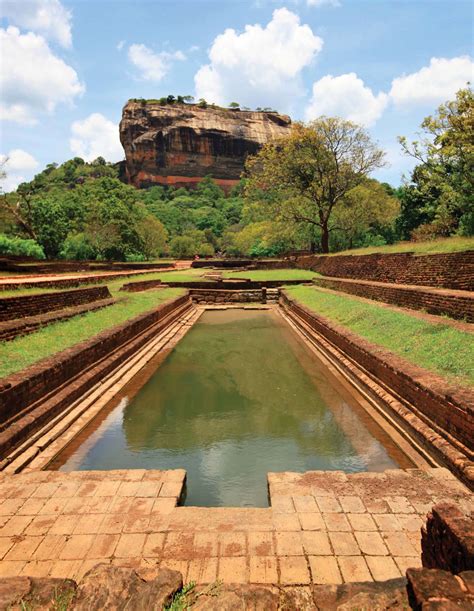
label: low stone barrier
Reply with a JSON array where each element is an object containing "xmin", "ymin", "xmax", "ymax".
[
  {"xmin": 120, "ymin": 279, "xmax": 162, "ymax": 292},
  {"xmin": 296, "ymin": 250, "xmax": 474, "ymax": 291},
  {"xmin": 0, "ymin": 286, "xmax": 111, "ymax": 321},
  {"xmin": 314, "ymin": 277, "xmax": 474, "ymax": 322},
  {"xmin": 0, "ymin": 269, "xmax": 166, "ymax": 292},
  {"xmin": 0, "ymin": 293, "xmax": 190, "ymax": 456},
  {"xmin": 190, "ymin": 288, "xmax": 271, "ymax": 303},
  {"xmin": 0, "ymin": 297, "xmax": 115, "ymax": 342},
  {"xmin": 167, "ymin": 279, "xmax": 307, "ymax": 289},
  {"xmin": 280, "ymin": 291, "xmax": 474, "ymax": 486},
  {"xmin": 421, "ymin": 503, "xmax": 474, "ymax": 573}
]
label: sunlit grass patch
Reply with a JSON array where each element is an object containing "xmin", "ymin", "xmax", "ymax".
[
  {"xmin": 285, "ymin": 285, "xmax": 474, "ymax": 388},
  {"xmin": 0, "ymin": 287, "xmax": 186, "ymax": 378}
]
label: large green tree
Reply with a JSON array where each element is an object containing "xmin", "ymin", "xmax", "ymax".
[
  {"xmin": 398, "ymin": 87, "xmax": 474, "ymax": 237},
  {"xmin": 245, "ymin": 117, "xmax": 386, "ymax": 253}
]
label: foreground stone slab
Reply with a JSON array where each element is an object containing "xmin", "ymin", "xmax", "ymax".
[
  {"xmin": 0, "ymin": 576, "xmax": 75, "ymax": 610},
  {"xmin": 0, "ymin": 468, "xmax": 472, "ymax": 588},
  {"xmin": 74, "ymin": 564, "xmax": 182, "ymax": 610}
]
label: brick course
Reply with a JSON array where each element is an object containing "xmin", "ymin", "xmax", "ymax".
[
  {"xmin": 0, "ymin": 286, "xmax": 111, "ymax": 321},
  {"xmin": 0, "ymin": 298, "xmax": 115, "ymax": 342},
  {"xmin": 314, "ymin": 277, "xmax": 474, "ymax": 322},
  {"xmin": 280, "ymin": 291, "xmax": 474, "ymax": 484},
  {"xmin": 0, "ymin": 294, "xmax": 191, "ymax": 456},
  {"xmin": 296, "ymin": 251, "xmax": 474, "ymax": 291}
]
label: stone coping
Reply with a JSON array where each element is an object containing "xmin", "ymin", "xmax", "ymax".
[
  {"xmin": 0, "ymin": 468, "xmax": 471, "ymax": 586},
  {"xmin": 280, "ymin": 291, "xmax": 474, "ymax": 488}
]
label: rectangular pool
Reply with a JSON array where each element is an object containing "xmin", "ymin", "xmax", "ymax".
[{"xmin": 51, "ymin": 309, "xmax": 411, "ymax": 506}]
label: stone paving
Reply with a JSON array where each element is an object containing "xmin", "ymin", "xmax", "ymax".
[{"xmin": 0, "ymin": 467, "xmax": 471, "ymax": 587}]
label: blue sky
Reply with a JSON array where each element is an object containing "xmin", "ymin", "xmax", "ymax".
[{"xmin": 1, "ymin": 0, "xmax": 472, "ymax": 191}]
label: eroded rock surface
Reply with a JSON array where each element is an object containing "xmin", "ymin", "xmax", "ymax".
[
  {"xmin": 0, "ymin": 576, "xmax": 76, "ymax": 610},
  {"xmin": 73, "ymin": 565, "xmax": 182, "ymax": 610},
  {"xmin": 119, "ymin": 101, "xmax": 292, "ymax": 190}
]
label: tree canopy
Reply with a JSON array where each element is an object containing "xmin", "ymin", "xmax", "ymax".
[{"xmin": 244, "ymin": 117, "xmax": 388, "ymax": 252}]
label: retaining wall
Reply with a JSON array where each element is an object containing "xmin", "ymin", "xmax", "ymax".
[
  {"xmin": 168, "ymin": 279, "xmax": 307, "ymax": 290},
  {"xmin": 422, "ymin": 503, "xmax": 474, "ymax": 573},
  {"xmin": 280, "ymin": 291, "xmax": 474, "ymax": 485},
  {"xmin": 120, "ymin": 279, "xmax": 162, "ymax": 292},
  {"xmin": 0, "ymin": 293, "xmax": 190, "ymax": 456},
  {"xmin": 296, "ymin": 251, "xmax": 474, "ymax": 291},
  {"xmin": 314, "ymin": 277, "xmax": 474, "ymax": 322},
  {"xmin": 0, "ymin": 298, "xmax": 115, "ymax": 342},
  {"xmin": 0, "ymin": 286, "xmax": 111, "ymax": 321},
  {"xmin": 190, "ymin": 288, "xmax": 273, "ymax": 304}
]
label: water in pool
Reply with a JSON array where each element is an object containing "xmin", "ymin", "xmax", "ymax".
[{"xmin": 53, "ymin": 309, "xmax": 407, "ymax": 506}]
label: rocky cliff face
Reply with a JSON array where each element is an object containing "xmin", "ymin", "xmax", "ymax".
[{"xmin": 119, "ymin": 101, "xmax": 292, "ymax": 190}]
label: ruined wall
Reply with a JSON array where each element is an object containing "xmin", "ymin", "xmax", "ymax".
[
  {"xmin": 314, "ymin": 277, "xmax": 474, "ymax": 322},
  {"xmin": 0, "ymin": 294, "xmax": 191, "ymax": 456},
  {"xmin": 0, "ymin": 286, "xmax": 111, "ymax": 321},
  {"xmin": 280, "ymin": 291, "xmax": 474, "ymax": 485},
  {"xmin": 296, "ymin": 251, "xmax": 474, "ymax": 291}
]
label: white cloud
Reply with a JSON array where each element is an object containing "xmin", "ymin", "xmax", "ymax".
[
  {"xmin": 128, "ymin": 43, "xmax": 186, "ymax": 81},
  {"xmin": 307, "ymin": 0, "xmax": 340, "ymax": 7},
  {"xmin": 0, "ymin": 149, "xmax": 39, "ymax": 193},
  {"xmin": 0, "ymin": 0, "xmax": 72, "ymax": 48},
  {"xmin": 194, "ymin": 8, "xmax": 323, "ymax": 110},
  {"xmin": 390, "ymin": 56, "xmax": 473, "ymax": 106},
  {"xmin": 0, "ymin": 26, "xmax": 84, "ymax": 125},
  {"xmin": 305, "ymin": 73, "xmax": 388, "ymax": 126},
  {"xmin": 70, "ymin": 113, "xmax": 124, "ymax": 162},
  {"xmin": 117, "ymin": 39, "xmax": 125, "ymax": 51}
]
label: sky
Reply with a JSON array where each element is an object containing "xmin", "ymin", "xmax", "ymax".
[{"xmin": 0, "ymin": 0, "xmax": 472, "ymax": 192}]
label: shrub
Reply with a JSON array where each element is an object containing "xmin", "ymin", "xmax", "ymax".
[
  {"xmin": 0, "ymin": 234, "xmax": 45, "ymax": 259},
  {"xmin": 60, "ymin": 233, "xmax": 97, "ymax": 260}
]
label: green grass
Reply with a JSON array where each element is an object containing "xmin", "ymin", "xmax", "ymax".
[
  {"xmin": 285, "ymin": 285, "xmax": 474, "ymax": 388},
  {"xmin": 328, "ymin": 236, "xmax": 474, "ymax": 257},
  {"xmin": 0, "ymin": 287, "xmax": 186, "ymax": 378},
  {"xmin": 0, "ymin": 268, "xmax": 208, "ymax": 298},
  {"xmin": 222, "ymin": 269, "xmax": 316, "ymax": 281}
]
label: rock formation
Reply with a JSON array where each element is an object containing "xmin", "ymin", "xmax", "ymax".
[{"xmin": 119, "ymin": 100, "xmax": 292, "ymax": 190}]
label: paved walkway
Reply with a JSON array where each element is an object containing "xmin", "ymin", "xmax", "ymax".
[{"xmin": 0, "ymin": 468, "xmax": 471, "ymax": 586}]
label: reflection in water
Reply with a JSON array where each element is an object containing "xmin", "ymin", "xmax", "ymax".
[{"xmin": 56, "ymin": 309, "xmax": 400, "ymax": 506}]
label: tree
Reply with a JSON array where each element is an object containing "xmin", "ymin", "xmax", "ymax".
[
  {"xmin": 332, "ymin": 179, "xmax": 400, "ymax": 249},
  {"xmin": 245, "ymin": 117, "xmax": 386, "ymax": 253},
  {"xmin": 229, "ymin": 102, "xmax": 240, "ymax": 109},
  {"xmin": 398, "ymin": 87, "xmax": 474, "ymax": 237}
]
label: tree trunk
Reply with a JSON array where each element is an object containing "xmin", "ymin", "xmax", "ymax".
[{"xmin": 321, "ymin": 224, "xmax": 329, "ymax": 253}]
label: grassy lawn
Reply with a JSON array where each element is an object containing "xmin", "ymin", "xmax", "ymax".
[
  {"xmin": 285, "ymin": 285, "xmax": 474, "ymax": 388},
  {"xmin": 0, "ymin": 287, "xmax": 186, "ymax": 378},
  {"xmin": 327, "ymin": 236, "xmax": 474, "ymax": 257},
  {"xmin": 0, "ymin": 268, "xmax": 208, "ymax": 298},
  {"xmin": 222, "ymin": 269, "xmax": 316, "ymax": 281}
]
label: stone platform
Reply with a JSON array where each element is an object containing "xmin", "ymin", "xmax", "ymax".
[{"xmin": 0, "ymin": 468, "xmax": 472, "ymax": 586}]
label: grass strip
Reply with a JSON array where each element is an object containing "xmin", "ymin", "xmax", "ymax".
[
  {"xmin": 326, "ymin": 236, "xmax": 474, "ymax": 257},
  {"xmin": 222, "ymin": 269, "xmax": 316, "ymax": 281},
  {"xmin": 285, "ymin": 285, "xmax": 474, "ymax": 388},
  {"xmin": 0, "ymin": 268, "xmax": 208, "ymax": 298},
  {"xmin": 0, "ymin": 287, "xmax": 186, "ymax": 378}
]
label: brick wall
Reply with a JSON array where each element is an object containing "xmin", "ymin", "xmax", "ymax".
[
  {"xmin": 296, "ymin": 251, "xmax": 474, "ymax": 291},
  {"xmin": 280, "ymin": 292, "xmax": 474, "ymax": 477},
  {"xmin": 0, "ymin": 294, "xmax": 190, "ymax": 455},
  {"xmin": 315, "ymin": 278, "xmax": 474, "ymax": 322},
  {"xmin": 0, "ymin": 286, "xmax": 111, "ymax": 321},
  {"xmin": 421, "ymin": 503, "xmax": 474, "ymax": 572},
  {"xmin": 190, "ymin": 288, "xmax": 270, "ymax": 303},
  {"xmin": 120, "ymin": 279, "xmax": 162, "ymax": 292}
]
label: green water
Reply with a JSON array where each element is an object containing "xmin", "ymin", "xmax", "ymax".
[{"xmin": 56, "ymin": 309, "xmax": 401, "ymax": 506}]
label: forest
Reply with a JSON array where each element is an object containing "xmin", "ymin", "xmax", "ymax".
[{"xmin": 0, "ymin": 88, "xmax": 472, "ymax": 260}]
